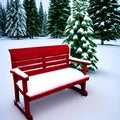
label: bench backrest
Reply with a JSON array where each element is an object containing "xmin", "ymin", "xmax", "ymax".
[{"xmin": 9, "ymin": 45, "xmax": 70, "ymax": 76}]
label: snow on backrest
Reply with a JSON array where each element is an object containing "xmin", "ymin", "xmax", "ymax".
[{"xmin": 9, "ymin": 45, "xmax": 70, "ymax": 76}]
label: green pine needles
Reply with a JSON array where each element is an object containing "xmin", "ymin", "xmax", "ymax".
[
  {"xmin": 89, "ymin": 0, "xmax": 120, "ymax": 45},
  {"xmin": 64, "ymin": 0, "xmax": 98, "ymax": 71}
]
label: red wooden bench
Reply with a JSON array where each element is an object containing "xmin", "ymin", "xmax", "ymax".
[{"xmin": 9, "ymin": 44, "xmax": 91, "ymax": 120}]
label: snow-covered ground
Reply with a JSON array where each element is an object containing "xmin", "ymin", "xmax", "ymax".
[{"xmin": 0, "ymin": 37, "xmax": 120, "ymax": 120}]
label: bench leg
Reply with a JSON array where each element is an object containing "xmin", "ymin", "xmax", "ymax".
[
  {"xmin": 70, "ymin": 82, "xmax": 88, "ymax": 96},
  {"xmin": 79, "ymin": 82, "xmax": 88, "ymax": 96},
  {"xmin": 24, "ymin": 97, "xmax": 33, "ymax": 120},
  {"xmin": 14, "ymin": 86, "xmax": 20, "ymax": 103},
  {"xmin": 14, "ymin": 94, "xmax": 33, "ymax": 120}
]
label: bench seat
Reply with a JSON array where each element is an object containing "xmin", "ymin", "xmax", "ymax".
[{"xmin": 17, "ymin": 68, "xmax": 89, "ymax": 97}]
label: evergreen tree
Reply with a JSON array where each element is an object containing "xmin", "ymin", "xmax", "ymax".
[
  {"xmin": 6, "ymin": 0, "xmax": 26, "ymax": 39},
  {"xmin": 23, "ymin": 0, "xmax": 40, "ymax": 38},
  {"xmin": 89, "ymin": 0, "xmax": 120, "ymax": 45},
  {"xmin": 39, "ymin": 1, "xmax": 44, "ymax": 35},
  {"xmin": 23, "ymin": 0, "xmax": 29, "ymax": 37},
  {"xmin": 47, "ymin": 0, "xmax": 70, "ymax": 38},
  {"xmin": 42, "ymin": 11, "xmax": 48, "ymax": 36},
  {"xmin": 6, "ymin": 0, "xmax": 11, "ymax": 11},
  {"xmin": 64, "ymin": 0, "xmax": 98, "ymax": 71},
  {"xmin": 0, "ymin": 3, "xmax": 6, "ymax": 36},
  {"xmin": 5, "ymin": 0, "xmax": 16, "ymax": 37}
]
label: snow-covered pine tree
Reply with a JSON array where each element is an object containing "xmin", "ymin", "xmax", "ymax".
[
  {"xmin": 0, "ymin": 3, "xmax": 6, "ymax": 36},
  {"xmin": 6, "ymin": 0, "xmax": 16, "ymax": 37},
  {"xmin": 6, "ymin": 0, "xmax": 10, "ymax": 11},
  {"xmin": 89, "ymin": 0, "xmax": 120, "ymax": 45},
  {"xmin": 23, "ymin": 0, "xmax": 40, "ymax": 38},
  {"xmin": 14, "ymin": 0, "xmax": 26, "ymax": 39},
  {"xmin": 39, "ymin": 1, "xmax": 44, "ymax": 35},
  {"xmin": 42, "ymin": 11, "xmax": 48, "ymax": 36},
  {"xmin": 47, "ymin": 0, "xmax": 70, "ymax": 38},
  {"xmin": 64, "ymin": 0, "xmax": 98, "ymax": 71},
  {"xmin": 6, "ymin": 0, "xmax": 26, "ymax": 39}
]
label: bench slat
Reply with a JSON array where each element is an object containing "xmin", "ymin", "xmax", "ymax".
[
  {"xmin": 45, "ymin": 54, "xmax": 69, "ymax": 61},
  {"xmin": 18, "ymin": 63, "xmax": 43, "ymax": 71},
  {"xmin": 24, "ymin": 64, "xmax": 69, "ymax": 76},
  {"xmin": 45, "ymin": 59, "xmax": 69, "ymax": 67},
  {"xmin": 12, "ymin": 58, "xmax": 43, "ymax": 68}
]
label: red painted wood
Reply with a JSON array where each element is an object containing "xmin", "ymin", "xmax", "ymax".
[
  {"xmin": 25, "ymin": 64, "xmax": 69, "ymax": 76},
  {"xmin": 45, "ymin": 54, "xmax": 69, "ymax": 61},
  {"xmin": 69, "ymin": 57, "xmax": 91, "ymax": 75},
  {"xmin": 9, "ymin": 45, "xmax": 70, "ymax": 76},
  {"xmin": 9, "ymin": 45, "xmax": 69, "ymax": 62},
  {"xmin": 13, "ymin": 58, "xmax": 43, "ymax": 68},
  {"xmin": 18, "ymin": 62, "xmax": 43, "ymax": 71},
  {"xmin": 9, "ymin": 44, "xmax": 91, "ymax": 120}
]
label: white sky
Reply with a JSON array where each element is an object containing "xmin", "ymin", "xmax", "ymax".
[{"xmin": 0, "ymin": 0, "xmax": 120, "ymax": 11}]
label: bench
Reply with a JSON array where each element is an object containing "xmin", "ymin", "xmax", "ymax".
[{"xmin": 9, "ymin": 44, "xmax": 91, "ymax": 120}]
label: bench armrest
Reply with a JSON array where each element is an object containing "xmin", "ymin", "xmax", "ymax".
[
  {"xmin": 69, "ymin": 57, "xmax": 91, "ymax": 75},
  {"xmin": 69, "ymin": 57, "xmax": 91, "ymax": 65},
  {"xmin": 10, "ymin": 68, "xmax": 29, "ymax": 80}
]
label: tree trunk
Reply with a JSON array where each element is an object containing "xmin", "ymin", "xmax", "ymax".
[
  {"xmin": 101, "ymin": 40, "xmax": 104, "ymax": 45},
  {"xmin": 16, "ymin": 35, "xmax": 19, "ymax": 40}
]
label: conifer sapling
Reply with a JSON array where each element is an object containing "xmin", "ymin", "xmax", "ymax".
[{"xmin": 64, "ymin": 0, "xmax": 98, "ymax": 71}]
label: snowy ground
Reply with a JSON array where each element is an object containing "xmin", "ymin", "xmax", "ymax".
[{"xmin": 0, "ymin": 37, "xmax": 120, "ymax": 120}]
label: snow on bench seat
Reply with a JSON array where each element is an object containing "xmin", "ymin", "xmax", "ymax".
[{"xmin": 17, "ymin": 68, "xmax": 89, "ymax": 97}]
